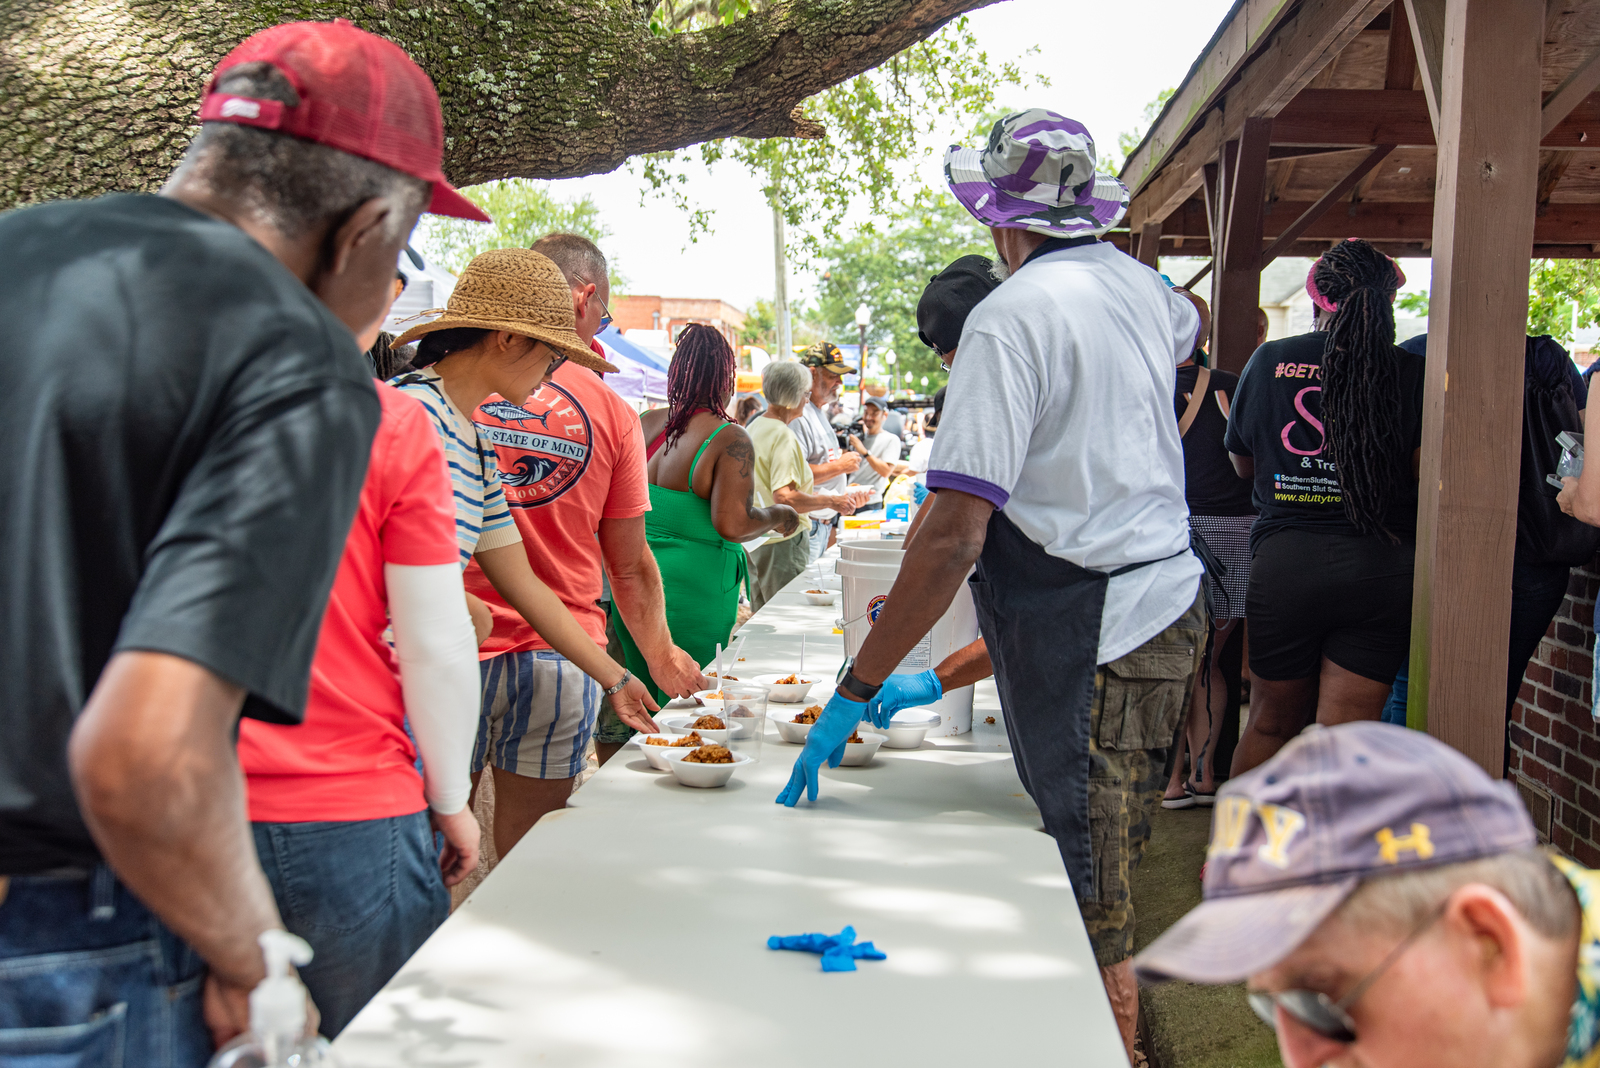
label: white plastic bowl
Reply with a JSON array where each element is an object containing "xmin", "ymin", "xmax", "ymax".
[
  {"xmin": 802, "ymin": 590, "xmax": 836, "ymax": 606},
  {"xmin": 753, "ymin": 673, "xmax": 818, "ymax": 704},
  {"xmin": 668, "ymin": 749, "xmax": 754, "ymax": 788},
  {"xmin": 773, "ymin": 715, "xmax": 816, "ymax": 745},
  {"xmin": 838, "ymin": 731, "xmax": 888, "ymax": 766},
  {"xmin": 628, "ymin": 733, "xmax": 699, "ymax": 771},
  {"xmin": 662, "ymin": 710, "xmax": 731, "ymax": 744},
  {"xmin": 882, "ymin": 708, "xmax": 942, "ymax": 749}
]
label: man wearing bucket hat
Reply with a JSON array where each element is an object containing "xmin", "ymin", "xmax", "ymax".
[
  {"xmin": 794, "ymin": 342, "xmax": 870, "ymax": 562},
  {"xmin": 1136, "ymin": 721, "xmax": 1600, "ymax": 1068},
  {"xmin": 0, "ymin": 18, "xmax": 488, "ymax": 1057},
  {"xmin": 777, "ymin": 109, "xmax": 1210, "ymax": 1056}
]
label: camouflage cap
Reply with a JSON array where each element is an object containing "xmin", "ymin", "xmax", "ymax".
[{"xmin": 798, "ymin": 342, "xmax": 857, "ymax": 375}]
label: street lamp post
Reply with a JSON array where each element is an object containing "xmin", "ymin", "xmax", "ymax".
[
  {"xmin": 883, "ymin": 349, "xmax": 897, "ymax": 395},
  {"xmin": 854, "ymin": 303, "xmax": 871, "ymax": 414}
]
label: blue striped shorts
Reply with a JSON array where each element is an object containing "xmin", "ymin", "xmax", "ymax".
[{"xmin": 473, "ymin": 650, "xmax": 600, "ymax": 780}]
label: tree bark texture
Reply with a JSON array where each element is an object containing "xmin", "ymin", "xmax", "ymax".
[{"xmin": 0, "ymin": 0, "xmax": 1001, "ymax": 208}]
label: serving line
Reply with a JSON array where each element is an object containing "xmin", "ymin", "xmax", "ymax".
[{"xmin": 334, "ymin": 565, "xmax": 1126, "ymax": 1068}]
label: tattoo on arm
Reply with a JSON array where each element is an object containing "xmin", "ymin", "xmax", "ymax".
[{"xmin": 725, "ymin": 437, "xmax": 754, "ymax": 479}]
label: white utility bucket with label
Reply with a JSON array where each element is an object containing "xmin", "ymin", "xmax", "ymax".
[{"xmin": 836, "ymin": 553, "xmax": 980, "ymax": 735}]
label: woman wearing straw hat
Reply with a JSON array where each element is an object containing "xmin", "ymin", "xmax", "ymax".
[{"xmin": 392, "ymin": 250, "xmax": 658, "ymax": 844}]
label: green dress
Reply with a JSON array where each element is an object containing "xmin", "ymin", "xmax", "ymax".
[{"xmin": 611, "ymin": 424, "xmax": 751, "ymax": 710}]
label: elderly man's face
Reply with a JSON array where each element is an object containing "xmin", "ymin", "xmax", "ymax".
[
  {"xmin": 812, "ymin": 366, "xmax": 842, "ymax": 403},
  {"xmin": 1248, "ymin": 892, "xmax": 1573, "ymax": 1068}
]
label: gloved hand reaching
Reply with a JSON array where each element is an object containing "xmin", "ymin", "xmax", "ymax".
[
  {"xmin": 775, "ymin": 691, "xmax": 864, "ymax": 807},
  {"xmin": 863, "ymin": 669, "xmax": 942, "ymax": 729}
]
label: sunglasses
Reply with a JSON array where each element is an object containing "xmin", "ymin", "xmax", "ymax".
[
  {"xmin": 932, "ymin": 345, "xmax": 953, "ymax": 371},
  {"xmin": 1247, "ymin": 904, "xmax": 1445, "ymax": 1044},
  {"xmin": 545, "ymin": 352, "xmax": 568, "ymax": 379},
  {"xmin": 578, "ymin": 276, "xmax": 613, "ymax": 330}
]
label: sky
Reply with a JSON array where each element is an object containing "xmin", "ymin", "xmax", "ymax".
[{"xmin": 416, "ymin": 0, "xmax": 1430, "ymax": 312}]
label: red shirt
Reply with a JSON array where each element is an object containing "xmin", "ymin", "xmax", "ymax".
[
  {"xmin": 465, "ymin": 361, "xmax": 649, "ymax": 655},
  {"xmin": 238, "ymin": 385, "xmax": 460, "ymax": 822}
]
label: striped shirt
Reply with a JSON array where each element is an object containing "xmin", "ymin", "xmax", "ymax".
[{"xmin": 390, "ymin": 368, "xmax": 521, "ymax": 566}]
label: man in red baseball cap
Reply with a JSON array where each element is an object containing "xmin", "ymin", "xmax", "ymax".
[{"xmin": 0, "ymin": 19, "xmax": 488, "ymax": 1064}]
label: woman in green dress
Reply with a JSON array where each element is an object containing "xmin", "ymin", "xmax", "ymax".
[{"xmin": 610, "ymin": 325, "xmax": 801, "ymax": 715}]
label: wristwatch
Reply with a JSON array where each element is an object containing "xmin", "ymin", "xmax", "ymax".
[
  {"xmin": 604, "ymin": 670, "xmax": 633, "ymax": 697},
  {"xmin": 838, "ymin": 669, "xmax": 882, "ymax": 701}
]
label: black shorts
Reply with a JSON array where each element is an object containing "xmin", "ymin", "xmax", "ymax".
[{"xmin": 1246, "ymin": 528, "xmax": 1415, "ymax": 684}]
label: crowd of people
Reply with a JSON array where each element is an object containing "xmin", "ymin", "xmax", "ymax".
[{"xmin": 5, "ymin": 16, "xmax": 1600, "ymax": 1068}]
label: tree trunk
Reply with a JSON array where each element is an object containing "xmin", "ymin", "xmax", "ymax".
[{"xmin": 0, "ymin": 0, "xmax": 1001, "ymax": 208}]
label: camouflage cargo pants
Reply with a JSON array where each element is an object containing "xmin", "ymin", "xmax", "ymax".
[{"xmin": 1079, "ymin": 590, "xmax": 1207, "ymax": 966}]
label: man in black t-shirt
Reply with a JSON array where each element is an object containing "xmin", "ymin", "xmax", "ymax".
[{"xmin": 0, "ymin": 21, "xmax": 491, "ymax": 1061}]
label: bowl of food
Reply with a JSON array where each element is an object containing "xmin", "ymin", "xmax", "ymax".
[
  {"xmin": 838, "ymin": 730, "xmax": 888, "ymax": 767},
  {"xmin": 803, "ymin": 590, "xmax": 836, "ymax": 606},
  {"xmin": 753, "ymin": 673, "xmax": 817, "ymax": 704},
  {"xmin": 667, "ymin": 745, "xmax": 754, "ymax": 788},
  {"xmin": 628, "ymin": 732, "xmax": 703, "ymax": 771},
  {"xmin": 881, "ymin": 708, "xmax": 942, "ymax": 749},
  {"xmin": 774, "ymin": 703, "xmax": 823, "ymax": 744},
  {"xmin": 661, "ymin": 711, "xmax": 731, "ymax": 743}
]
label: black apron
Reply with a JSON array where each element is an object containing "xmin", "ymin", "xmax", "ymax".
[{"xmin": 969, "ymin": 510, "xmax": 1183, "ymax": 902}]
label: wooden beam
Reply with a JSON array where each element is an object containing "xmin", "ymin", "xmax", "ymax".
[
  {"xmin": 1183, "ymin": 261, "xmax": 1214, "ymax": 289},
  {"xmin": 1410, "ymin": 0, "xmax": 1543, "ymax": 777},
  {"xmin": 1213, "ymin": 118, "xmax": 1272, "ymax": 375},
  {"xmin": 1127, "ymin": 0, "xmax": 1391, "ymax": 230},
  {"xmin": 1402, "ymin": 0, "xmax": 1446, "ymax": 132},
  {"xmin": 1386, "ymin": 1, "xmax": 1418, "ymax": 90},
  {"xmin": 1158, "ymin": 198, "xmax": 1600, "ymax": 245},
  {"xmin": 1260, "ymin": 145, "xmax": 1397, "ymax": 263},
  {"xmin": 1272, "ymin": 89, "xmax": 1435, "ymax": 146},
  {"xmin": 1542, "ymin": 50, "xmax": 1600, "ymax": 138},
  {"xmin": 1136, "ymin": 222, "xmax": 1163, "ymax": 268},
  {"xmin": 1202, "ymin": 161, "xmax": 1221, "ymax": 252},
  {"xmin": 1536, "ymin": 150, "xmax": 1575, "ymax": 215},
  {"xmin": 1120, "ymin": 0, "xmax": 1305, "ymax": 201}
]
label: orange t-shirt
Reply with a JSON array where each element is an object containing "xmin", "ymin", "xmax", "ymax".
[
  {"xmin": 238, "ymin": 385, "xmax": 460, "ymax": 822},
  {"xmin": 465, "ymin": 362, "xmax": 650, "ymax": 656}
]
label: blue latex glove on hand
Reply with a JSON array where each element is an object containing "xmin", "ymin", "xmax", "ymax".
[
  {"xmin": 775, "ymin": 691, "xmax": 863, "ymax": 806},
  {"xmin": 863, "ymin": 669, "xmax": 943, "ymax": 729}
]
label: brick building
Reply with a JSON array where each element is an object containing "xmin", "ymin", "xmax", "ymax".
[
  {"xmin": 1512, "ymin": 564, "xmax": 1600, "ymax": 865},
  {"xmin": 612, "ymin": 296, "xmax": 746, "ymax": 350}
]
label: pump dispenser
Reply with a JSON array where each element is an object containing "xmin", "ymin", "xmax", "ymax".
[{"xmin": 207, "ymin": 930, "xmax": 339, "ymax": 1068}]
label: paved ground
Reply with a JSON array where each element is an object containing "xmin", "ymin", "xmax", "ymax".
[{"xmin": 1132, "ymin": 804, "xmax": 1281, "ymax": 1068}]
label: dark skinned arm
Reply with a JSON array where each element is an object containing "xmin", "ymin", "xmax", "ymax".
[
  {"xmin": 842, "ymin": 488, "xmax": 995, "ymax": 699},
  {"xmin": 68, "ymin": 651, "xmax": 287, "ymax": 1046},
  {"xmin": 1230, "ymin": 453, "xmax": 1255, "ymax": 480},
  {"xmin": 932, "ymin": 637, "xmax": 994, "ymax": 691},
  {"xmin": 706, "ymin": 426, "xmax": 801, "ymax": 543}
]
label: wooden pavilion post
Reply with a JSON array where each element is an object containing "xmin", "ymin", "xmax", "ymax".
[
  {"xmin": 1409, "ymin": 0, "xmax": 1544, "ymax": 776},
  {"xmin": 1211, "ymin": 118, "xmax": 1272, "ymax": 374}
]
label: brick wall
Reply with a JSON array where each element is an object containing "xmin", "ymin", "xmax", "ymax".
[{"xmin": 1510, "ymin": 560, "xmax": 1600, "ymax": 866}]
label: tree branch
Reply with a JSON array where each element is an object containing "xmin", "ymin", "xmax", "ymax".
[{"xmin": 0, "ymin": 0, "xmax": 1003, "ymax": 207}]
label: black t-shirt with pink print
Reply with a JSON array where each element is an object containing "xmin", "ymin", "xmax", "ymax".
[{"xmin": 1224, "ymin": 331, "xmax": 1425, "ymax": 548}]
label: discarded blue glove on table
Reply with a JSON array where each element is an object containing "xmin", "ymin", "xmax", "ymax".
[
  {"xmin": 775, "ymin": 691, "xmax": 863, "ymax": 806},
  {"xmin": 864, "ymin": 669, "xmax": 942, "ymax": 729},
  {"xmin": 767, "ymin": 926, "xmax": 887, "ymax": 972}
]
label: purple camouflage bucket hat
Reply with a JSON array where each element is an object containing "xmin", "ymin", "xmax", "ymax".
[
  {"xmin": 1133, "ymin": 721, "xmax": 1537, "ymax": 986},
  {"xmin": 944, "ymin": 109, "xmax": 1130, "ymax": 237}
]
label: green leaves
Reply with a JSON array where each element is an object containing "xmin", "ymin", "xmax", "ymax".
[
  {"xmin": 810, "ymin": 194, "xmax": 995, "ymax": 391},
  {"xmin": 426, "ymin": 179, "xmax": 627, "ymax": 291},
  {"xmin": 1528, "ymin": 260, "xmax": 1600, "ymax": 344}
]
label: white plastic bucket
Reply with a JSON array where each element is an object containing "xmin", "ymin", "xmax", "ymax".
[
  {"xmin": 837, "ymin": 557, "xmax": 979, "ymax": 735},
  {"xmin": 839, "ymin": 541, "xmax": 906, "ymax": 565}
]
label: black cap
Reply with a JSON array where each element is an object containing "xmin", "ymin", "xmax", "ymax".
[
  {"xmin": 917, "ymin": 255, "xmax": 1001, "ymax": 354},
  {"xmin": 863, "ymin": 395, "xmax": 889, "ymax": 410}
]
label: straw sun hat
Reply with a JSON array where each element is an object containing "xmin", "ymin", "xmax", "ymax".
[{"xmin": 393, "ymin": 248, "xmax": 618, "ymax": 374}]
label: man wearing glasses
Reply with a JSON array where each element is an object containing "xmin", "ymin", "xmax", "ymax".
[
  {"xmin": 1136, "ymin": 720, "xmax": 1595, "ymax": 1068},
  {"xmin": 464, "ymin": 232, "xmax": 705, "ymax": 856}
]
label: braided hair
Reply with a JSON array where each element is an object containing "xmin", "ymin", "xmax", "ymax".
[
  {"xmin": 1313, "ymin": 239, "xmax": 1406, "ymax": 542},
  {"xmin": 663, "ymin": 323, "xmax": 735, "ymax": 449}
]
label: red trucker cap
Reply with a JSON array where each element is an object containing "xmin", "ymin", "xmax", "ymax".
[{"xmin": 197, "ymin": 19, "xmax": 491, "ymax": 223}]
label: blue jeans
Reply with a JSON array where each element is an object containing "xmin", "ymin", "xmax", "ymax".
[
  {"xmin": 251, "ymin": 810, "xmax": 447, "ymax": 1038},
  {"xmin": 0, "ymin": 868, "xmax": 210, "ymax": 1067}
]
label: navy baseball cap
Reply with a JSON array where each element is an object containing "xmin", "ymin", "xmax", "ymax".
[{"xmin": 1134, "ymin": 722, "xmax": 1537, "ymax": 985}]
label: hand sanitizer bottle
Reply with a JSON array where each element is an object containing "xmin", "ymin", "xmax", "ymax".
[{"xmin": 207, "ymin": 930, "xmax": 339, "ymax": 1067}]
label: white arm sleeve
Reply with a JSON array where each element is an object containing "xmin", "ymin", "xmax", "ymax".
[{"xmin": 385, "ymin": 562, "xmax": 480, "ymax": 815}]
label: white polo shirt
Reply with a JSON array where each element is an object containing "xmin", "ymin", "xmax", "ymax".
[{"xmin": 927, "ymin": 240, "xmax": 1204, "ymax": 663}]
